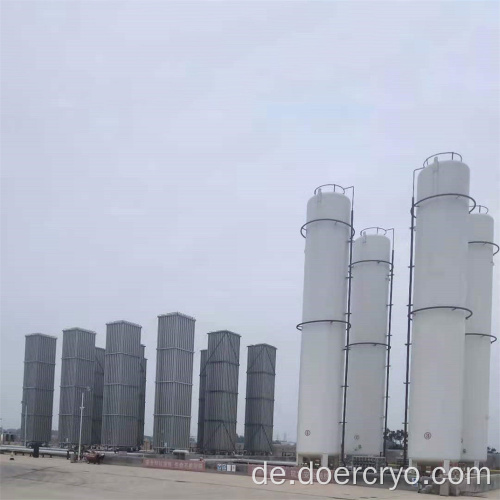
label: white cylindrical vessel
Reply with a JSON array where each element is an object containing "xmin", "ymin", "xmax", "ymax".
[
  {"xmin": 462, "ymin": 213, "xmax": 495, "ymax": 463},
  {"xmin": 345, "ymin": 232, "xmax": 391, "ymax": 456},
  {"xmin": 297, "ymin": 187, "xmax": 351, "ymax": 466},
  {"xmin": 409, "ymin": 156, "xmax": 470, "ymax": 463}
]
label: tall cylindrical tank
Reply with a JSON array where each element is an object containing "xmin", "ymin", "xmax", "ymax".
[
  {"xmin": 21, "ymin": 334, "xmax": 57, "ymax": 445},
  {"xmin": 153, "ymin": 313, "xmax": 195, "ymax": 451},
  {"xmin": 409, "ymin": 156, "xmax": 470, "ymax": 463},
  {"xmin": 244, "ymin": 344, "xmax": 277, "ymax": 455},
  {"xmin": 345, "ymin": 232, "xmax": 391, "ymax": 456},
  {"xmin": 58, "ymin": 328, "xmax": 96, "ymax": 447},
  {"xmin": 197, "ymin": 349, "xmax": 208, "ymax": 449},
  {"xmin": 91, "ymin": 347, "xmax": 105, "ymax": 445},
  {"xmin": 101, "ymin": 320, "xmax": 142, "ymax": 448},
  {"xmin": 297, "ymin": 186, "xmax": 351, "ymax": 465},
  {"xmin": 462, "ymin": 212, "xmax": 496, "ymax": 463},
  {"xmin": 137, "ymin": 344, "xmax": 147, "ymax": 447},
  {"xmin": 204, "ymin": 330, "xmax": 240, "ymax": 453}
]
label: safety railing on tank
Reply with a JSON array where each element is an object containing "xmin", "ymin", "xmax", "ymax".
[
  {"xmin": 403, "ymin": 153, "xmax": 477, "ymax": 464},
  {"xmin": 313, "ymin": 183, "xmax": 347, "ymax": 195},
  {"xmin": 296, "ymin": 318, "xmax": 351, "ymax": 330},
  {"xmin": 465, "ymin": 333, "xmax": 497, "ymax": 344},
  {"xmin": 472, "ymin": 204, "xmax": 489, "ymax": 214},
  {"xmin": 422, "ymin": 151, "xmax": 462, "ymax": 167},
  {"xmin": 297, "ymin": 184, "xmax": 355, "ymax": 466},
  {"xmin": 408, "ymin": 305, "xmax": 473, "ymax": 319},
  {"xmin": 468, "ymin": 241, "xmax": 499, "ymax": 255},
  {"xmin": 300, "ymin": 219, "xmax": 355, "ymax": 238},
  {"xmin": 360, "ymin": 226, "xmax": 388, "ymax": 236}
]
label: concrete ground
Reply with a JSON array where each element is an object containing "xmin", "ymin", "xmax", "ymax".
[{"xmin": 0, "ymin": 455, "xmax": 495, "ymax": 499}]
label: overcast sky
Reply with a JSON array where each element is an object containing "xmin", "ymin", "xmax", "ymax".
[{"xmin": 1, "ymin": 1, "xmax": 499, "ymax": 447}]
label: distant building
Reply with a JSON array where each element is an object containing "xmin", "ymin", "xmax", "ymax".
[
  {"xmin": 1, "ymin": 433, "xmax": 16, "ymax": 443},
  {"xmin": 272, "ymin": 441, "xmax": 296, "ymax": 458}
]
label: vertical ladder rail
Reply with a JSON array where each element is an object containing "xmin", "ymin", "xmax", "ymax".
[
  {"xmin": 340, "ymin": 187, "xmax": 355, "ymax": 464},
  {"xmin": 383, "ymin": 230, "xmax": 395, "ymax": 459}
]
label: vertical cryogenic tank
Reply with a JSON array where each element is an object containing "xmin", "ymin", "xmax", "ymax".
[
  {"xmin": 204, "ymin": 330, "xmax": 240, "ymax": 453},
  {"xmin": 244, "ymin": 344, "xmax": 277, "ymax": 455},
  {"xmin": 58, "ymin": 328, "xmax": 96, "ymax": 446},
  {"xmin": 21, "ymin": 334, "xmax": 57, "ymax": 445},
  {"xmin": 91, "ymin": 347, "xmax": 105, "ymax": 445},
  {"xmin": 153, "ymin": 313, "xmax": 195, "ymax": 451},
  {"xmin": 408, "ymin": 154, "xmax": 471, "ymax": 463},
  {"xmin": 137, "ymin": 344, "xmax": 147, "ymax": 447},
  {"xmin": 297, "ymin": 185, "xmax": 352, "ymax": 466},
  {"xmin": 197, "ymin": 349, "xmax": 208, "ymax": 449},
  {"xmin": 462, "ymin": 211, "xmax": 496, "ymax": 463},
  {"xmin": 101, "ymin": 321, "xmax": 142, "ymax": 448},
  {"xmin": 345, "ymin": 230, "xmax": 391, "ymax": 456}
]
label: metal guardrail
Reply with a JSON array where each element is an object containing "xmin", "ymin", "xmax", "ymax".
[
  {"xmin": 350, "ymin": 455, "xmax": 387, "ymax": 469},
  {"xmin": 0, "ymin": 445, "xmax": 67, "ymax": 457}
]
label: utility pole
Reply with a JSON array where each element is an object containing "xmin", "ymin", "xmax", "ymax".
[{"xmin": 78, "ymin": 387, "xmax": 91, "ymax": 460}]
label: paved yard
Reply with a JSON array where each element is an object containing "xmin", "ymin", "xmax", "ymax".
[{"xmin": 0, "ymin": 455, "xmax": 494, "ymax": 499}]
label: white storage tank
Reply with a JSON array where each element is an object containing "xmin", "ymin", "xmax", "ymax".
[
  {"xmin": 297, "ymin": 185, "xmax": 352, "ymax": 467},
  {"xmin": 462, "ymin": 211, "xmax": 496, "ymax": 463},
  {"xmin": 408, "ymin": 154, "xmax": 471, "ymax": 463},
  {"xmin": 345, "ymin": 230, "xmax": 391, "ymax": 457}
]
